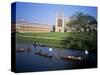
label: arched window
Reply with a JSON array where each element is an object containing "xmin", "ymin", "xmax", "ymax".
[{"xmin": 57, "ymin": 19, "xmax": 62, "ymax": 27}]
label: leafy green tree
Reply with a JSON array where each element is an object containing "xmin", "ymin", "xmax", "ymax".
[{"xmin": 66, "ymin": 12, "xmax": 97, "ymax": 32}]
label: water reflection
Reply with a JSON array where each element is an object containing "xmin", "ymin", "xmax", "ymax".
[{"xmin": 16, "ymin": 43, "xmax": 97, "ymax": 72}]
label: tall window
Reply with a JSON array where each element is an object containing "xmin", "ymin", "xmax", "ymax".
[{"xmin": 57, "ymin": 19, "xmax": 62, "ymax": 27}]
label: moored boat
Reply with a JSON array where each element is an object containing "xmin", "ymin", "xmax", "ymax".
[
  {"xmin": 35, "ymin": 50, "xmax": 53, "ymax": 58},
  {"xmin": 16, "ymin": 48, "xmax": 32, "ymax": 52},
  {"xmin": 61, "ymin": 55, "xmax": 83, "ymax": 61}
]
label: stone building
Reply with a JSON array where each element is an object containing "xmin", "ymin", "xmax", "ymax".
[
  {"xmin": 55, "ymin": 10, "xmax": 64, "ymax": 32},
  {"xmin": 11, "ymin": 21, "xmax": 52, "ymax": 33}
]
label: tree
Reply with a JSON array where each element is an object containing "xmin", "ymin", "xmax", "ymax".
[
  {"xmin": 66, "ymin": 12, "xmax": 97, "ymax": 32},
  {"xmin": 53, "ymin": 25, "xmax": 55, "ymax": 32}
]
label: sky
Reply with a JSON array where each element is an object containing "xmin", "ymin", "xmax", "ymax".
[{"xmin": 11, "ymin": 2, "xmax": 97, "ymax": 25}]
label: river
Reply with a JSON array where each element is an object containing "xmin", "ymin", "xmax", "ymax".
[{"xmin": 16, "ymin": 43, "xmax": 97, "ymax": 72}]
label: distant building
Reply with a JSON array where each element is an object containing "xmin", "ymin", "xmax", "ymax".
[
  {"xmin": 55, "ymin": 10, "xmax": 64, "ymax": 32},
  {"xmin": 11, "ymin": 21, "xmax": 52, "ymax": 33}
]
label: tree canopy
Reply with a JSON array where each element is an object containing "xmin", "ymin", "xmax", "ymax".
[{"xmin": 66, "ymin": 12, "xmax": 97, "ymax": 32}]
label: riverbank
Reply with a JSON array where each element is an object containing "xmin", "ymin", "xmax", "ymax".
[{"xmin": 16, "ymin": 32, "xmax": 97, "ymax": 51}]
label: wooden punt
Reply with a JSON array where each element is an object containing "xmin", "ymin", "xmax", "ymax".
[
  {"xmin": 61, "ymin": 56, "xmax": 83, "ymax": 61},
  {"xmin": 35, "ymin": 51, "xmax": 53, "ymax": 58},
  {"xmin": 16, "ymin": 48, "xmax": 32, "ymax": 52}
]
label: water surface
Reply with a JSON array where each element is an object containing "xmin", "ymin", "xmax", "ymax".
[{"xmin": 16, "ymin": 43, "xmax": 97, "ymax": 72}]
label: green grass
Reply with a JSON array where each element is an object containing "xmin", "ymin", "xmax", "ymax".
[
  {"xmin": 16, "ymin": 32, "xmax": 97, "ymax": 51},
  {"xmin": 17, "ymin": 32, "xmax": 70, "ymax": 39}
]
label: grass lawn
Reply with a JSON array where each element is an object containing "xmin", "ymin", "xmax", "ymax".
[{"xmin": 16, "ymin": 32, "xmax": 97, "ymax": 51}]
